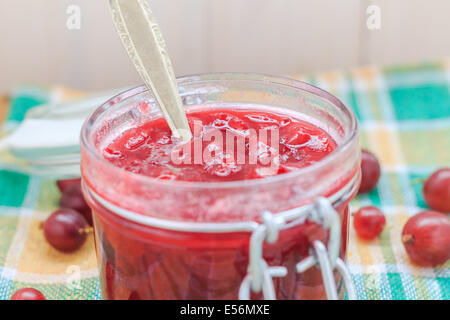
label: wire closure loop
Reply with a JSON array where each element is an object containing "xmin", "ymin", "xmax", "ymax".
[
  {"xmin": 296, "ymin": 199, "xmax": 357, "ymax": 300},
  {"xmin": 296, "ymin": 241, "xmax": 357, "ymax": 300},
  {"xmin": 238, "ymin": 261, "xmax": 287, "ymax": 300},
  {"xmin": 296, "ymin": 198, "xmax": 340, "ymax": 271},
  {"xmin": 244, "ymin": 211, "xmax": 286, "ymax": 296},
  {"xmin": 239, "ymin": 197, "xmax": 357, "ymax": 300}
]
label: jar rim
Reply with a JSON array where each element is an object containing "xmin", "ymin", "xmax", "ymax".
[{"xmin": 80, "ymin": 73, "xmax": 359, "ymax": 190}]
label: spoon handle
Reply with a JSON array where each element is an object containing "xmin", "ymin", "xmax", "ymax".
[{"xmin": 109, "ymin": 0, "xmax": 192, "ymax": 141}]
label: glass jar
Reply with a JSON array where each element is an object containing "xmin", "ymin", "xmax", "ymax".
[{"xmin": 80, "ymin": 74, "xmax": 360, "ymax": 300}]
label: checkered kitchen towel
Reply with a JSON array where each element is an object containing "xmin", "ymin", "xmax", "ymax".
[{"xmin": 0, "ymin": 60, "xmax": 449, "ymax": 300}]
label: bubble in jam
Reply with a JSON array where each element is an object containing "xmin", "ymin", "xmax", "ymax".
[{"xmin": 102, "ymin": 107, "xmax": 337, "ymax": 182}]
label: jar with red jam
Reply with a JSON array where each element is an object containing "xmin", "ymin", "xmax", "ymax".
[{"xmin": 80, "ymin": 74, "xmax": 360, "ymax": 300}]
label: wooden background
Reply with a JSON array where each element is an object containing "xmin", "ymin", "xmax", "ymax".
[{"xmin": 0, "ymin": 0, "xmax": 449, "ymax": 93}]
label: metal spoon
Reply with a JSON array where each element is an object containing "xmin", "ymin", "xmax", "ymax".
[{"xmin": 109, "ymin": 0, "xmax": 192, "ymax": 141}]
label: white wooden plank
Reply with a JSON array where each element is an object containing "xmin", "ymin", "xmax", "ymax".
[{"xmin": 0, "ymin": 0, "xmax": 449, "ymax": 93}]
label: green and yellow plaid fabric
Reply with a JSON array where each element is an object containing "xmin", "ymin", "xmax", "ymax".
[{"xmin": 0, "ymin": 60, "xmax": 449, "ymax": 300}]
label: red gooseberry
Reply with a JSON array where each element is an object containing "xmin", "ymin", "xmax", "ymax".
[
  {"xmin": 59, "ymin": 181, "xmax": 93, "ymax": 225},
  {"xmin": 353, "ymin": 206, "xmax": 386, "ymax": 240},
  {"xmin": 43, "ymin": 208, "xmax": 90, "ymax": 252},
  {"xmin": 358, "ymin": 149, "xmax": 381, "ymax": 194},
  {"xmin": 56, "ymin": 178, "xmax": 81, "ymax": 193},
  {"xmin": 423, "ymin": 168, "xmax": 450, "ymax": 213},
  {"xmin": 402, "ymin": 210, "xmax": 450, "ymax": 267},
  {"xmin": 11, "ymin": 288, "xmax": 46, "ymax": 300}
]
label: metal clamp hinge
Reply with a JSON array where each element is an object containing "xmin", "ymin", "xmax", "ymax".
[{"xmin": 239, "ymin": 197, "xmax": 357, "ymax": 300}]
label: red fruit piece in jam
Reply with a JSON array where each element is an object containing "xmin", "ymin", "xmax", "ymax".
[
  {"xmin": 423, "ymin": 168, "xmax": 450, "ymax": 213},
  {"xmin": 203, "ymin": 152, "xmax": 242, "ymax": 177},
  {"xmin": 229, "ymin": 117, "xmax": 250, "ymax": 133},
  {"xmin": 245, "ymin": 113, "xmax": 279, "ymax": 130},
  {"xmin": 280, "ymin": 123, "xmax": 312, "ymax": 147},
  {"xmin": 104, "ymin": 147, "xmax": 125, "ymax": 160},
  {"xmin": 401, "ymin": 210, "xmax": 450, "ymax": 267},
  {"xmin": 353, "ymin": 206, "xmax": 386, "ymax": 240},
  {"xmin": 105, "ymin": 262, "xmax": 116, "ymax": 299},
  {"xmin": 124, "ymin": 132, "xmax": 149, "ymax": 150}
]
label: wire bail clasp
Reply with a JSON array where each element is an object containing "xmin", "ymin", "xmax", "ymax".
[
  {"xmin": 239, "ymin": 197, "xmax": 357, "ymax": 300},
  {"xmin": 238, "ymin": 211, "xmax": 287, "ymax": 300},
  {"xmin": 296, "ymin": 198, "xmax": 357, "ymax": 300}
]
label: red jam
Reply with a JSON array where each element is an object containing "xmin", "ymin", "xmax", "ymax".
[
  {"xmin": 103, "ymin": 109, "xmax": 336, "ymax": 182},
  {"xmin": 89, "ymin": 107, "xmax": 352, "ymax": 300}
]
